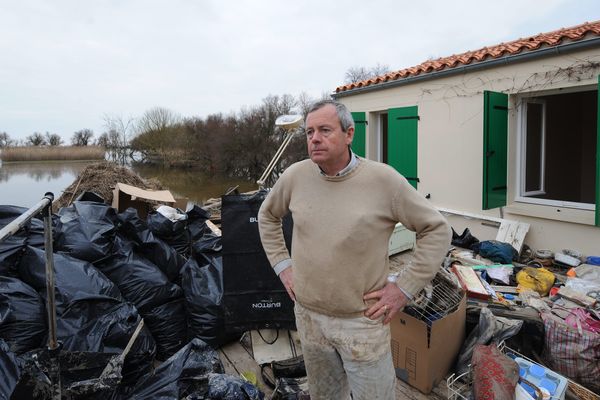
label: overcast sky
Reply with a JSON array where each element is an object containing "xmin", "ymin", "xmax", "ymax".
[{"xmin": 1, "ymin": 0, "xmax": 598, "ymax": 141}]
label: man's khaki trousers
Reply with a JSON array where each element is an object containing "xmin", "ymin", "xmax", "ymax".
[{"xmin": 294, "ymin": 302, "xmax": 396, "ymax": 400}]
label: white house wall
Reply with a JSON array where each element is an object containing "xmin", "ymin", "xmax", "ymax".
[{"xmin": 338, "ymin": 48, "xmax": 600, "ymax": 255}]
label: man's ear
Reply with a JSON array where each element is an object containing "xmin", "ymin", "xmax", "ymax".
[{"xmin": 345, "ymin": 126, "xmax": 355, "ymax": 146}]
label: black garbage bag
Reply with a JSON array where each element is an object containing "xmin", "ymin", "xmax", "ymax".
[
  {"xmin": 472, "ymin": 240, "xmax": 518, "ymax": 264},
  {"xmin": 95, "ymin": 236, "xmax": 182, "ymax": 313},
  {"xmin": 147, "ymin": 208, "xmax": 191, "ymax": 257},
  {"xmin": 126, "ymin": 338, "xmax": 224, "ymax": 399},
  {"xmin": 203, "ymin": 373, "xmax": 265, "ymax": 400},
  {"xmin": 143, "ymin": 298, "xmax": 187, "ymax": 361},
  {"xmin": 0, "ymin": 205, "xmax": 46, "ymax": 277},
  {"xmin": 0, "ymin": 276, "xmax": 47, "ymax": 354},
  {"xmin": 456, "ymin": 307, "xmax": 523, "ymax": 375},
  {"xmin": 58, "ymin": 299, "xmax": 156, "ymax": 385},
  {"xmin": 17, "ymin": 246, "xmax": 156, "ymax": 385},
  {"xmin": 18, "ymin": 246, "xmax": 123, "ymax": 310},
  {"xmin": 192, "ymin": 232, "xmax": 222, "ymax": 258},
  {"xmin": 117, "ymin": 208, "xmax": 186, "ymax": 283},
  {"xmin": 187, "ymin": 204, "xmax": 211, "ymax": 242},
  {"xmin": 182, "ymin": 256, "xmax": 237, "ymax": 349},
  {"xmin": 0, "ymin": 338, "xmax": 22, "ymax": 400},
  {"xmin": 54, "ymin": 200, "xmax": 119, "ymax": 263},
  {"xmin": 451, "ymin": 227, "xmax": 480, "ymax": 250}
]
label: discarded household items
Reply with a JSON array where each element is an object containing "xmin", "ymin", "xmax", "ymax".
[
  {"xmin": 447, "ymin": 221, "xmax": 600, "ymax": 397},
  {"xmin": 390, "ymin": 272, "xmax": 466, "ymax": 393}
]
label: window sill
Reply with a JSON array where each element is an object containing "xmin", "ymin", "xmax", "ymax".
[{"xmin": 504, "ymin": 202, "xmax": 595, "ymax": 226}]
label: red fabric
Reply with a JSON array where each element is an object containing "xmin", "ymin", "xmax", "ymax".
[{"xmin": 472, "ymin": 344, "xmax": 519, "ymax": 400}]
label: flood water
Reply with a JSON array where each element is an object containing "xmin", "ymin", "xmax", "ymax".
[{"xmin": 0, "ymin": 160, "xmax": 257, "ymax": 208}]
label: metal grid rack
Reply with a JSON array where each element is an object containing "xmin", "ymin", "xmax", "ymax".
[{"xmin": 403, "ymin": 271, "xmax": 464, "ymax": 330}]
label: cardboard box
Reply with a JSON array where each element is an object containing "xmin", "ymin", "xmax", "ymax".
[
  {"xmin": 390, "ymin": 293, "xmax": 466, "ymax": 393},
  {"xmin": 112, "ymin": 182, "xmax": 176, "ymax": 219}
]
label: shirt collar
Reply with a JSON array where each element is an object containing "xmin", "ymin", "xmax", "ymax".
[{"xmin": 319, "ymin": 149, "xmax": 359, "ymax": 177}]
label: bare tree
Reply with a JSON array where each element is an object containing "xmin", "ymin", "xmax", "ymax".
[
  {"xmin": 45, "ymin": 132, "xmax": 63, "ymax": 146},
  {"xmin": 96, "ymin": 129, "xmax": 121, "ymax": 149},
  {"xmin": 26, "ymin": 132, "xmax": 46, "ymax": 146},
  {"xmin": 103, "ymin": 114, "xmax": 135, "ymax": 148},
  {"xmin": 0, "ymin": 131, "xmax": 13, "ymax": 148},
  {"xmin": 71, "ymin": 129, "xmax": 94, "ymax": 146},
  {"xmin": 344, "ymin": 63, "xmax": 391, "ymax": 84}
]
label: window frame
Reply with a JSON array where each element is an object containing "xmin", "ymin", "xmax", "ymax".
[
  {"xmin": 515, "ymin": 86, "xmax": 597, "ymax": 211},
  {"xmin": 519, "ymin": 99, "xmax": 547, "ymax": 197}
]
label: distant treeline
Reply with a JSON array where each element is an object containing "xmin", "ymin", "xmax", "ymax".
[
  {"xmin": 130, "ymin": 93, "xmax": 324, "ymax": 183},
  {"xmin": 0, "ymin": 92, "xmax": 326, "ymax": 182}
]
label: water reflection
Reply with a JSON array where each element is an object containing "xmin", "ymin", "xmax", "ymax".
[
  {"xmin": 130, "ymin": 163, "xmax": 257, "ymax": 204},
  {"xmin": 0, "ymin": 161, "xmax": 93, "ymax": 207},
  {"xmin": 0, "ymin": 160, "xmax": 258, "ymax": 208}
]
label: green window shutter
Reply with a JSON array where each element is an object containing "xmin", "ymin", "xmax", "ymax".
[
  {"xmin": 482, "ymin": 91, "xmax": 508, "ymax": 210},
  {"xmin": 596, "ymin": 75, "xmax": 600, "ymax": 226},
  {"xmin": 388, "ymin": 106, "xmax": 419, "ymax": 189},
  {"xmin": 351, "ymin": 112, "xmax": 366, "ymax": 157}
]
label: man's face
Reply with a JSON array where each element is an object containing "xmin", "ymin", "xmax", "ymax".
[{"xmin": 305, "ymin": 105, "xmax": 354, "ymax": 173}]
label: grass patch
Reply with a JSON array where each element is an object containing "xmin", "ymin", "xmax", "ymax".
[{"xmin": 1, "ymin": 146, "xmax": 106, "ymax": 162}]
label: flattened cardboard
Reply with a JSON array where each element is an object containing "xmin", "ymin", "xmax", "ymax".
[
  {"xmin": 112, "ymin": 182, "xmax": 176, "ymax": 218},
  {"xmin": 390, "ymin": 293, "xmax": 466, "ymax": 394}
]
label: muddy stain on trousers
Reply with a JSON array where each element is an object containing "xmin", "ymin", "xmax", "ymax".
[{"xmin": 294, "ymin": 302, "xmax": 396, "ymax": 400}]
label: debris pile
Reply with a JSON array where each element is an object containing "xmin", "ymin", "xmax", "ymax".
[
  {"xmin": 53, "ymin": 162, "xmax": 163, "ymax": 210},
  {"xmin": 442, "ymin": 227, "xmax": 600, "ymax": 398},
  {"xmin": 0, "ymin": 190, "xmax": 265, "ymax": 399}
]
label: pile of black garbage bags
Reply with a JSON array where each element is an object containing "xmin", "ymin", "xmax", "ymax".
[{"xmin": 0, "ymin": 193, "xmax": 262, "ymax": 400}]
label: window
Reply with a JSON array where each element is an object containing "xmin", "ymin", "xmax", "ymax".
[{"xmin": 517, "ymin": 90, "xmax": 598, "ymax": 209}]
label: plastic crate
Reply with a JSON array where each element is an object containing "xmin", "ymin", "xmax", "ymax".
[{"xmin": 514, "ymin": 357, "xmax": 568, "ymax": 400}]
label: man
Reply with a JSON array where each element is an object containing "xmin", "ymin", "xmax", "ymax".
[{"xmin": 258, "ymin": 100, "xmax": 450, "ymax": 400}]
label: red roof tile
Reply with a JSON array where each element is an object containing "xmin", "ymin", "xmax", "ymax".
[{"xmin": 335, "ymin": 20, "xmax": 600, "ymax": 93}]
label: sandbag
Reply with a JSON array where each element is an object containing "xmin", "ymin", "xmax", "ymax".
[
  {"xmin": 117, "ymin": 208, "xmax": 186, "ymax": 283},
  {"xmin": 0, "ymin": 276, "xmax": 46, "ymax": 354},
  {"xmin": 0, "ymin": 338, "xmax": 21, "ymax": 400},
  {"xmin": 516, "ymin": 267, "xmax": 555, "ymax": 296},
  {"xmin": 95, "ymin": 236, "xmax": 182, "ymax": 313},
  {"xmin": 55, "ymin": 200, "xmax": 119, "ymax": 263},
  {"xmin": 144, "ymin": 298, "xmax": 187, "ymax": 361},
  {"xmin": 126, "ymin": 338, "xmax": 225, "ymax": 399}
]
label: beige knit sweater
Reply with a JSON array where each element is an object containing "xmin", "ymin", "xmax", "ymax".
[{"xmin": 258, "ymin": 158, "xmax": 451, "ymax": 317}]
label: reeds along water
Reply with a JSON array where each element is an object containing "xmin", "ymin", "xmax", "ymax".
[{"xmin": 0, "ymin": 146, "xmax": 106, "ymax": 162}]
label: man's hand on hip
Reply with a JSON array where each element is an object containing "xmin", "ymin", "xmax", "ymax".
[
  {"xmin": 279, "ymin": 267, "xmax": 295, "ymax": 301},
  {"xmin": 363, "ymin": 283, "xmax": 409, "ymax": 325}
]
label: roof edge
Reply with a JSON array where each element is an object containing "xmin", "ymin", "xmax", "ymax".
[{"xmin": 333, "ymin": 36, "xmax": 600, "ymax": 98}]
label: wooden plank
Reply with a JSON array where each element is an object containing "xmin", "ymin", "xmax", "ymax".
[
  {"xmin": 219, "ymin": 339, "xmax": 274, "ymax": 397},
  {"xmin": 496, "ymin": 220, "xmax": 529, "ymax": 253}
]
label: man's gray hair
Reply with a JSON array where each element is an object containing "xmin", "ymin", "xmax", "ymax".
[{"xmin": 307, "ymin": 100, "xmax": 355, "ymax": 132}]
